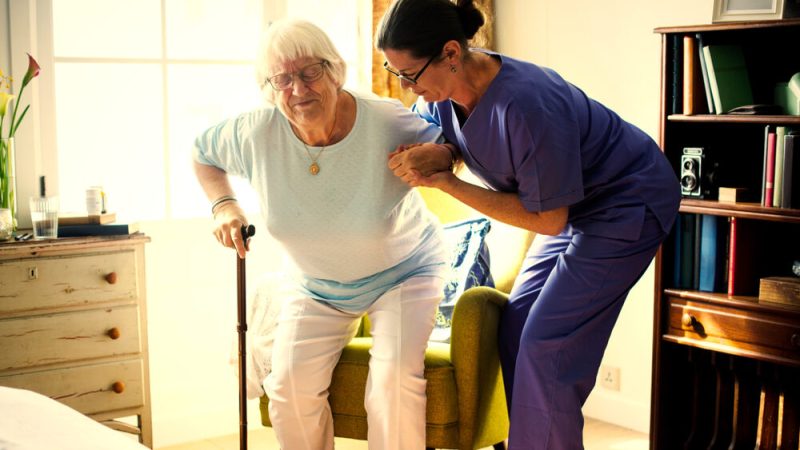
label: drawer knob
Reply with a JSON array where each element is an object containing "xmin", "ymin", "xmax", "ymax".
[
  {"xmin": 107, "ymin": 327, "xmax": 121, "ymax": 340},
  {"xmin": 111, "ymin": 381, "xmax": 125, "ymax": 394},
  {"xmin": 792, "ymin": 334, "xmax": 800, "ymax": 348},
  {"xmin": 105, "ymin": 272, "xmax": 118, "ymax": 284},
  {"xmin": 682, "ymin": 313, "xmax": 706, "ymax": 336}
]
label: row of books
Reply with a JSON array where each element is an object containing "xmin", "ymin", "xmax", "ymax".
[
  {"xmin": 761, "ymin": 126, "xmax": 798, "ymax": 208},
  {"xmin": 673, "ymin": 214, "xmax": 772, "ymax": 297},
  {"xmin": 674, "ymin": 35, "xmax": 755, "ymax": 115}
]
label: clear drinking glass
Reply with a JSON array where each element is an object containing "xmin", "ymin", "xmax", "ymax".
[
  {"xmin": 29, "ymin": 196, "xmax": 59, "ymax": 239},
  {"xmin": 0, "ymin": 208, "xmax": 12, "ymax": 241}
]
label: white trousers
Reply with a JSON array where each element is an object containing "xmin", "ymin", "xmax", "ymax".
[{"xmin": 264, "ymin": 275, "xmax": 443, "ymax": 450}]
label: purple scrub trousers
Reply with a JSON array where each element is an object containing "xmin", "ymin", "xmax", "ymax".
[{"xmin": 499, "ymin": 210, "xmax": 668, "ymax": 450}]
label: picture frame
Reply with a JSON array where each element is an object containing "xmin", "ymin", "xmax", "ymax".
[{"xmin": 712, "ymin": 0, "xmax": 800, "ymax": 22}]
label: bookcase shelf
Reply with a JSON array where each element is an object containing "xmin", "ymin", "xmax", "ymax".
[
  {"xmin": 652, "ymin": 21, "xmax": 800, "ymax": 450},
  {"xmin": 680, "ymin": 199, "xmax": 800, "ymax": 223},
  {"xmin": 655, "ymin": 18, "xmax": 800, "ymax": 34},
  {"xmin": 668, "ymin": 114, "xmax": 800, "ymax": 125}
]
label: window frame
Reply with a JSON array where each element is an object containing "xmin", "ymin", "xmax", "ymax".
[{"xmin": 6, "ymin": 0, "xmax": 372, "ymax": 225}]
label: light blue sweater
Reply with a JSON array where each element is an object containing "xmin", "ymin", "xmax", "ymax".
[{"xmin": 193, "ymin": 91, "xmax": 448, "ymax": 311}]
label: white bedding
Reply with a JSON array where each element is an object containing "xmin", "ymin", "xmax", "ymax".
[{"xmin": 0, "ymin": 386, "xmax": 149, "ymax": 450}]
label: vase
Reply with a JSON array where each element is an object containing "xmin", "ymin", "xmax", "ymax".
[{"xmin": 0, "ymin": 137, "xmax": 17, "ymax": 232}]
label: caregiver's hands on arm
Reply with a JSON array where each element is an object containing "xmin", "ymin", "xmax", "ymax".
[
  {"xmin": 193, "ymin": 161, "xmax": 251, "ymax": 259},
  {"xmin": 388, "ymin": 142, "xmax": 457, "ymax": 185},
  {"xmin": 436, "ymin": 175, "xmax": 568, "ymax": 236},
  {"xmin": 387, "ymin": 142, "xmax": 567, "ymax": 235}
]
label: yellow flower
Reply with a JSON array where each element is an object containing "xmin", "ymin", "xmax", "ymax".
[{"xmin": 0, "ymin": 92, "xmax": 12, "ymax": 118}]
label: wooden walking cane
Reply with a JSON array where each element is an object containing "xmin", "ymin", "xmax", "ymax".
[{"xmin": 237, "ymin": 224, "xmax": 256, "ymax": 450}]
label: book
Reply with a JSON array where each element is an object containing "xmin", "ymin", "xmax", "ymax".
[
  {"xmin": 702, "ymin": 44, "xmax": 754, "ymax": 114},
  {"xmin": 696, "ymin": 34, "xmax": 715, "ymax": 114},
  {"xmin": 680, "ymin": 214, "xmax": 696, "ymax": 289},
  {"xmin": 683, "ymin": 36, "xmax": 706, "ymax": 115},
  {"xmin": 773, "ymin": 126, "xmax": 786, "ymax": 207},
  {"xmin": 58, "ymin": 222, "xmax": 140, "ymax": 237},
  {"xmin": 724, "ymin": 216, "xmax": 759, "ymax": 296},
  {"xmin": 699, "ymin": 215, "xmax": 728, "ymax": 292},
  {"xmin": 782, "ymin": 133, "xmax": 797, "ymax": 208},
  {"xmin": 673, "ymin": 215, "xmax": 682, "ymax": 287},
  {"xmin": 765, "ymin": 131, "xmax": 777, "ymax": 207},
  {"xmin": 761, "ymin": 125, "xmax": 770, "ymax": 206},
  {"xmin": 727, "ymin": 217, "xmax": 735, "ymax": 295},
  {"xmin": 693, "ymin": 214, "xmax": 702, "ymax": 290},
  {"xmin": 58, "ymin": 212, "xmax": 117, "ymax": 226},
  {"xmin": 671, "ymin": 34, "xmax": 682, "ymax": 115}
]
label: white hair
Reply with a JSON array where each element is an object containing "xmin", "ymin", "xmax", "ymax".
[{"xmin": 255, "ymin": 19, "xmax": 347, "ymax": 104}]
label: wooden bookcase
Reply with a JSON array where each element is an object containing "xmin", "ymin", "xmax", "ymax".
[{"xmin": 652, "ymin": 21, "xmax": 800, "ymax": 449}]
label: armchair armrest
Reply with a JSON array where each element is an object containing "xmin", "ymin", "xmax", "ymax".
[{"xmin": 450, "ymin": 286, "xmax": 510, "ymax": 449}]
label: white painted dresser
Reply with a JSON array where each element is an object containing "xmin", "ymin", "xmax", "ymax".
[{"xmin": 0, "ymin": 234, "xmax": 152, "ymax": 447}]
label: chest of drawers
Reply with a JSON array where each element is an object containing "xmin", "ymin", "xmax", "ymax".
[{"xmin": 0, "ymin": 234, "xmax": 151, "ymax": 447}]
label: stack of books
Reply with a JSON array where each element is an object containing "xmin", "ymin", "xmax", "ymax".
[
  {"xmin": 679, "ymin": 35, "xmax": 755, "ymax": 115},
  {"xmin": 57, "ymin": 212, "xmax": 140, "ymax": 237},
  {"xmin": 672, "ymin": 214, "xmax": 795, "ymax": 297},
  {"xmin": 761, "ymin": 126, "xmax": 798, "ymax": 208}
]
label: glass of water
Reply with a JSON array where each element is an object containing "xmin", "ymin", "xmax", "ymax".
[
  {"xmin": 0, "ymin": 208, "xmax": 12, "ymax": 241},
  {"xmin": 29, "ymin": 196, "xmax": 59, "ymax": 239}
]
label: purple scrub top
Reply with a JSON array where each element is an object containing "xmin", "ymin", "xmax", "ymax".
[{"xmin": 416, "ymin": 50, "xmax": 679, "ymax": 241}]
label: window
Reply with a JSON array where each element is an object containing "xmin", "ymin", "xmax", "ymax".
[{"xmin": 44, "ymin": 0, "xmax": 368, "ymax": 220}]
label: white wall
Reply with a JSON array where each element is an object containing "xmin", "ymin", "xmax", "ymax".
[
  {"xmin": 0, "ymin": 1, "xmax": 8, "ymax": 68},
  {"xmin": 495, "ymin": 0, "xmax": 712, "ymax": 433},
  {"xmin": 140, "ymin": 216, "xmax": 287, "ymax": 447}
]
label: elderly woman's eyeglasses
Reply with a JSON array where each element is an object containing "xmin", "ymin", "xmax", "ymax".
[
  {"xmin": 266, "ymin": 61, "xmax": 328, "ymax": 91},
  {"xmin": 383, "ymin": 54, "xmax": 438, "ymax": 85}
]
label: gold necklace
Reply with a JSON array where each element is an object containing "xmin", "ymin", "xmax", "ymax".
[{"xmin": 301, "ymin": 109, "xmax": 338, "ymax": 176}]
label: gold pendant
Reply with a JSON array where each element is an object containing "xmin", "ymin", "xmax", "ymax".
[{"xmin": 309, "ymin": 162, "xmax": 320, "ymax": 175}]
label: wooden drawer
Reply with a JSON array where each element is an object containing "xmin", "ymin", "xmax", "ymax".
[
  {"xmin": 0, "ymin": 250, "xmax": 138, "ymax": 315},
  {"xmin": 665, "ymin": 296, "xmax": 800, "ymax": 365},
  {"xmin": 0, "ymin": 359, "xmax": 144, "ymax": 415},
  {"xmin": 0, "ymin": 305, "xmax": 140, "ymax": 371}
]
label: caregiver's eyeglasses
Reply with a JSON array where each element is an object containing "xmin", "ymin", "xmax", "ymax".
[
  {"xmin": 383, "ymin": 53, "xmax": 438, "ymax": 85},
  {"xmin": 266, "ymin": 61, "xmax": 328, "ymax": 91}
]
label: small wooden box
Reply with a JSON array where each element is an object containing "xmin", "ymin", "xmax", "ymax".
[
  {"xmin": 718, "ymin": 187, "xmax": 746, "ymax": 203},
  {"xmin": 759, "ymin": 276, "xmax": 800, "ymax": 308}
]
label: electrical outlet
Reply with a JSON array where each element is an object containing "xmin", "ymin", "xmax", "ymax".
[{"xmin": 600, "ymin": 365, "xmax": 621, "ymax": 391}]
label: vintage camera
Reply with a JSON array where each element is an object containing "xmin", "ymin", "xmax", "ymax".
[{"xmin": 680, "ymin": 147, "xmax": 704, "ymax": 197}]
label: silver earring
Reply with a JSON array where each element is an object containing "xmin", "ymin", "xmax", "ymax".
[{"xmin": 450, "ymin": 65, "xmax": 457, "ymax": 73}]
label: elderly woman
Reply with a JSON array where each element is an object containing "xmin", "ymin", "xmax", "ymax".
[{"xmin": 192, "ymin": 19, "xmax": 450, "ymax": 450}]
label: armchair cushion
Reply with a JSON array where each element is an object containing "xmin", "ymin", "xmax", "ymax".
[{"xmin": 321, "ymin": 339, "xmax": 459, "ymax": 441}]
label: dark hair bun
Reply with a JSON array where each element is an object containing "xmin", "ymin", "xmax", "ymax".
[
  {"xmin": 456, "ymin": 0, "xmax": 485, "ymax": 41},
  {"xmin": 376, "ymin": 0, "xmax": 486, "ymax": 58}
]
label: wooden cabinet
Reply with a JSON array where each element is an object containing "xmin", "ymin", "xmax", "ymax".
[
  {"xmin": 652, "ymin": 21, "xmax": 800, "ymax": 449},
  {"xmin": 0, "ymin": 234, "xmax": 152, "ymax": 447}
]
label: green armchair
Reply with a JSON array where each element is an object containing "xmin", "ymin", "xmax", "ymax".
[{"xmin": 259, "ymin": 187, "xmax": 535, "ymax": 450}]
